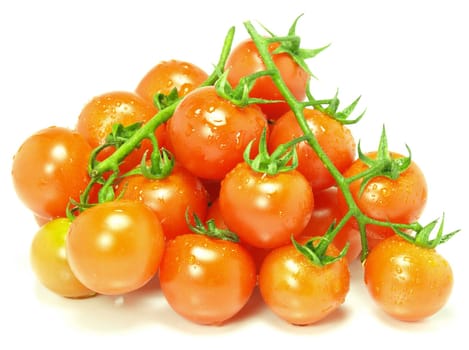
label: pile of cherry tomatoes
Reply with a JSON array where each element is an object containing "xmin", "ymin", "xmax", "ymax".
[{"xmin": 11, "ymin": 17, "xmax": 455, "ymax": 326}]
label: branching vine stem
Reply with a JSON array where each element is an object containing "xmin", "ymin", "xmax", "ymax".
[
  {"xmin": 84, "ymin": 26, "xmax": 236, "ymax": 195},
  {"xmin": 244, "ymin": 21, "xmax": 370, "ymax": 258},
  {"xmin": 72, "ymin": 19, "xmax": 455, "ymax": 260}
]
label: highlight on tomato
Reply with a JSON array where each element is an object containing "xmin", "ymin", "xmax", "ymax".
[
  {"xmin": 30, "ymin": 218, "xmax": 96, "ymax": 298},
  {"xmin": 158, "ymin": 217, "xmax": 257, "ymax": 325},
  {"xmin": 259, "ymin": 236, "xmax": 350, "ymax": 325},
  {"xmin": 12, "ymin": 126, "xmax": 92, "ymax": 219},
  {"xmin": 66, "ymin": 200, "xmax": 165, "ymax": 295}
]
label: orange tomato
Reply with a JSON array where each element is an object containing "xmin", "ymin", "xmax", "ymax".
[
  {"xmin": 259, "ymin": 242, "xmax": 350, "ymax": 325},
  {"xmin": 364, "ymin": 235, "xmax": 453, "ymax": 321},
  {"xmin": 76, "ymin": 90, "xmax": 165, "ymax": 174},
  {"xmin": 159, "ymin": 234, "xmax": 257, "ymax": 325}
]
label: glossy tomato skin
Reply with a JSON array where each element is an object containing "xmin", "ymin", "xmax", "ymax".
[
  {"xmin": 207, "ymin": 198, "xmax": 270, "ymax": 272},
  {"xmin": 12, "ymin": 126, "xmax": 92, "ymax": 219},
  {"xmin": 259, "ymin": 243, "xmax": 350, "ymax": 325},
  {"xmin": 135, "ymin": 59, "xmax": 208, "ymax": 104},
  {"xmin": 225, "ymin": 39, "xmax": 309, "ymax": 120},
  {"xmin": 167, "ymin": 86, "xmax": 268, "ymax": 180},
  {"xmin": 337, "ymin": 152, "xmax": 428, "ymax": 250},
  {"xmin": 300, "ymin": 187, "xmax": 362, "ymax": 262},
  {"xmin": 66, "ymin": 200, "xmax": 165, "ymax": 295},
  {"xmin": 114, "ymin": 164, "xmax": 209, "ymax": 240},
  {"xmin": 364, "ymin": 235, "xmax": 453, "ymax": 321},
  {"xmin": 159, "ymin": 234, "xmax": 257, "ymax": 325},
  {"xmin": 76, "ymin": 91, "xmax": 165, "ymax": 174},
  {"xmin": 269, "ymin": 108, "xmax": 356, "ymax": 191},
  {"xmin": 30, "ymin": 218, "xmax": 96, "ymax": 298},
  {"xmin": 219, "ymin": 162, "xmax": 314, "ymax": 249}
]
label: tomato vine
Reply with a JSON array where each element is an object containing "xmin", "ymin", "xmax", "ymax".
[
  {"xmin": 72, "ymin": 16, "xmax": 457, "ymax": 262},
  {"xmin": 243, "ymin": 18, "xmax": 457, "ymax": 260}
]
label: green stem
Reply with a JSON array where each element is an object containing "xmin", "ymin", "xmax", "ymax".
[
  {"xmin": 245, "ymin": 21, "xmax": 367, "ymax": 258},
  {"xmin": 316, "ymin": 210, "xmax": 353, "ymax": 256},
  {"xmin": 90, "ymin": 104, "xmax": 177, "ymax": 177},
  {"xmin": 270, "ymin": 134, "xmax": 308, "ymax": 159},
  {"xmin": 90, "ymin": 26, "xmax": 235, "ymax": 179}
]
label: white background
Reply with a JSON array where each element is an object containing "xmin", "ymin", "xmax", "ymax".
[{"xmin": 1, "ymin": 0, "xmax": 467, "ymax": 349}]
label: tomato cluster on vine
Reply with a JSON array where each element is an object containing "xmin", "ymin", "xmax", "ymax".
[{"xmin": 12, "ymin": 16, "xmax": 457, "ymax": 326}]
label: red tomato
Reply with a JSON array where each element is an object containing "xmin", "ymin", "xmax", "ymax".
[
  {"xmin": 136, "ymin": 59, "xmax": 208, "ymax": 104},
  {"xmin": 225, "ymin": 39, "xmax": 309, "ymax": 120},
  {"xmin": 207, "ymin": 198, "xmax": 270, "ymax": 271},
  {"xmin": 166, "ymin": 86, "xmax": 268, "ymax": 180},
  {"xmin": 76, "ymin": 91, "xmax": 166, "ymax": 174},
  {"xmin": 364, "ymin": 235, "xmax": 453, "ymax": 321},
  {"xmin": 159, "ymin": 234, "xmax": 257, "ymax": 325},
  {"xmin": 337, "ymin": 151, "xmax": 428, "ymax": 250},
  {"xmin": 12, "ymin": 126, "xmax": 92, "ymax": 219},
  {"xmin": 66, "ymin": 200, "xmax": 165, "ymax": 295},
  {"xmin": 259, "ymin": 242, "xmax": 350, "ymax": 325},
  {"xmin": 268, "ymin": 108, "xmax": 356, "ymax": 191},
  {"xmin": 30, "ymin": 218, "xmax": 96, "ymax": 298},
  {"xmin": 219, "ymin": 162, "xmax": 314, "ymax": 249},
  {"xmin": 300, "ymin": 187, "xmax": 362, "ymax": 262},
  {"xmin": 114, "ymin": 164, "xmax": 209, "ymax": 240}
]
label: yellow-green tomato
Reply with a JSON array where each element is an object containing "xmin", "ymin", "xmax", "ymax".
[{"xmin": 30, "ymin": 218, "xmax": 96, "ymax": 298}]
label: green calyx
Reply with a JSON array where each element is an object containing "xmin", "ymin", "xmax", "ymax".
[
  {"xmin": 187, "ymin": 211, "xmax": 239, "ymax": 243},
  {"xmin": 348, "ymin": 125, "xmax": 412, "ymax": 196},
  {"xmin": 122, "ymin": 131, "xmax": 175, "ymax": 181},
  {"xmin": 392, "ymin": 214, "xmax": 459, "ymax": 249},
  {"xmin": 86, "ymin": 122, "xmax": 175, "ymax": 209},
  {"xmin": 244, "ymin": 128, "xmax": 306, "ymax": 176},
  {"xmin": 291, "ymin": 231, "xmax": 349, "ymax": 267},
  {"xmin": 263, "ymin": 14, "xmax": 330, "ymax": 79},
  {"xmin": 153, "ymin": 87, "xmax": 180, "ymax": 111},
  {"xmin": 215, "ymin": 69, "xmax": 282, "ymax": 108},
  {"xmin": 306, "ymin": 88, "xmax": 366, "ymax": 125}
]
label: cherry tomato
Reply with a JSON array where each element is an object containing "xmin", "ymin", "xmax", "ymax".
[
  {"xmin": 268, "ymin": 108, "xmax": 356, "ymax": 191},
  {"xmin": 76, "ymin": 91, "xmax": 166, "ymax": 174},
  {"xmin": 159, "ymin": 234, "xmax": 257, "ymax": 325},
  {"xmin": 207, "ymin": 198, "xmax": 270, "ymax": 272},
  {"xmin": 66, "ymin": 200, "xmax": 165, "ymax": 295},
  {"xmin": 135, "ymin": 59, "xmax": 208, "ymax": 104},
  {"xmin": 259, "ymin": 242, "xmax": 350, "ymax": 325},
  {"xmin": 337, "ymin": 151, "xmax": 428, "ymax": 250},
  {"xmin": 114, "ymin": 164, "xmax": 209, "ymax": 240},
  {"xmin": 12, "ymin": 126, "xmax": 92, "ymax": 219},
  {"xmin": 364, "ymin": 235, "xmax": 453, "ymax": 321},
  {"xmin": 30, "ymin": 218, "xmax": 96, "ymax": 298},
  {"xmin": 219, "ymin": 162, "xmax": 314, "ymax": 249},
  {"xmin": 300, "ymin": 187, "xmax": 362, "ymax": 262},
  {"xmin": 225, "ymin": 39, "xmax": 309, "ymax": 120},
  {"xmin": 166, "ymin": 86, "xmax": 268, "ymax": 180}
]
